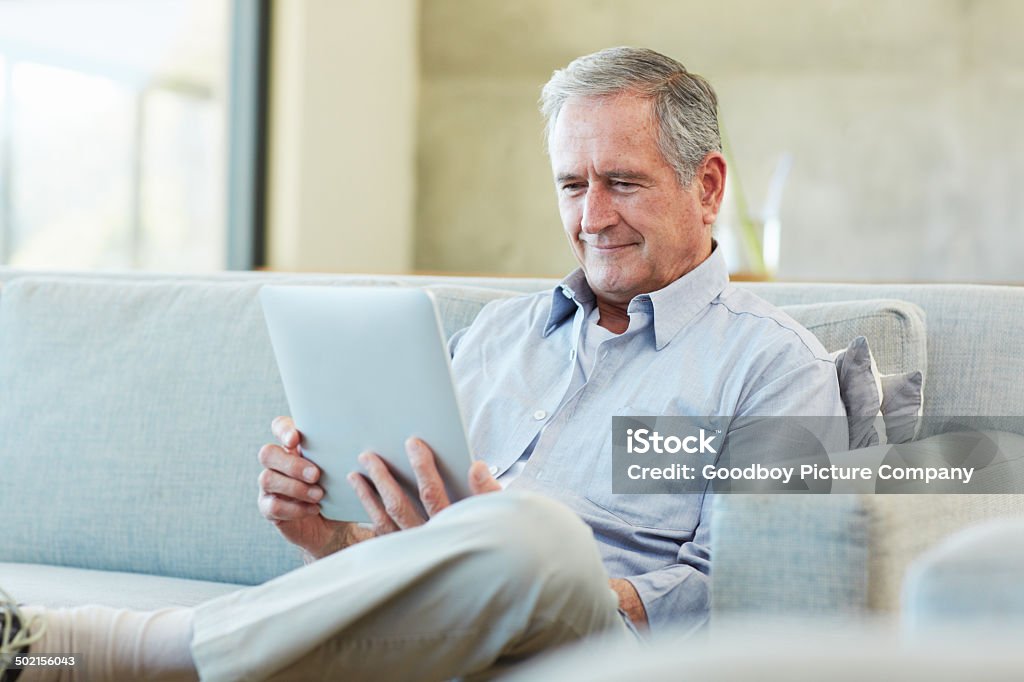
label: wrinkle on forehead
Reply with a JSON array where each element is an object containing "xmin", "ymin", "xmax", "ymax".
[
  {"xmin": 549, "ymin": 95, "xmax": 666, "ymax": 180},
  {"xmin": 549, "ymin": 94, "xmax": 658, "ymax": 150}
]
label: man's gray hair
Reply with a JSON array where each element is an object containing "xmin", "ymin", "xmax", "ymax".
[{"xmin": 540, "ymin": 46, "xmax": 721, "ymax": 185}]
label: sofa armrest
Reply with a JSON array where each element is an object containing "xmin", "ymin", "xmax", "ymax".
[{"xmin": 710, "ymin": 495, "xmax": 869, "ymax": 616}]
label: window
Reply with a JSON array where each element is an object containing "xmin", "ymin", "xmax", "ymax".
[{"xmin": 0, "ymin": 0, "xmax": 266, "ymax": 271}]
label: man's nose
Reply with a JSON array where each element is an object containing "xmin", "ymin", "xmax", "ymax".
[{"xmin": 580, "ymin": 186, "xmax": 617, "ymax": 234}]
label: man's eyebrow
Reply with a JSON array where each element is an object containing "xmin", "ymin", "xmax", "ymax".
[
  {"xmin": 555, "ymin": 170, "xmax": 653, "ymax": 184},
  {"xmin": 604, "ymin": 169, "xmax": 653, "ymax": 182}
]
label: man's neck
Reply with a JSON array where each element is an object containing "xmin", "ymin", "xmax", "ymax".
[{"xmin": 595, "ymin": 299, "xmax": 630, "ymax": 334}]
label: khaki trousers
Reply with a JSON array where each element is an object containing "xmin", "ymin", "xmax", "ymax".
[{"xmin": 191, "ymin": 491, "xmax": 636, "ymax": 681}]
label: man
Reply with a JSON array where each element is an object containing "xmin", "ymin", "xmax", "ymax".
[
  {"xmin": 248, "ymin": 45, "xmax": 844, "ymax": 675},
  {"xmin": 2, "ymin": 47, "xmax": 845, "ymax": 682}
]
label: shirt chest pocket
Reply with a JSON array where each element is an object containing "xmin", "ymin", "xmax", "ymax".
[
  {"xmin": 581, "ymin": 406, "xmax": 712, "ymax": 534},
  {"xmin": 584, "ymin": 482, "xmax": 706, "ymax": 534}
]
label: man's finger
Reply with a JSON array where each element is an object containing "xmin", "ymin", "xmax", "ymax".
[
  {"xmin": 347, "ymin": 472, "xmax": 400, "ymax": 535},
  {"xmin": 259, "ymin": 469, "xmax": 324, "ymax": 503},
  {"xmin": 469, "ymin": 460, "xmax": 503, "ymax": 495},
  {"xmin": 271, "ymin": 416, "xmax": 301, "ymax": 449},
  {"xmin": 406, "ymin": 437, "xmax": 451, "ymax": 517},
  {"xmin": 359, "ymin": 452, "xmax": 426, "ymax": 529},
  {"xmin": 259, "ymin": 492, "xmax": 320, "ymax": 522},
  {"xmin": 258, "ymin": 443, "xmax": 320, "ymax": 483}
]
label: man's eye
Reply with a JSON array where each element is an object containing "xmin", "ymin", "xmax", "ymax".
[
  {"xmin": 612, "ymin": 181, "xmax": 638, "ymax": 190},
  {"xmin": 561, "ymin": 183, "xmax": 585, "ymax": 193}
]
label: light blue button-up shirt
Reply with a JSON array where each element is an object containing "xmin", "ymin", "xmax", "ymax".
[{"xmin": 449, "ymin": 246, "xmax": 847, "ymax": 630}]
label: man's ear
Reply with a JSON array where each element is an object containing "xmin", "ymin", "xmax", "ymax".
[{"xmin": 696, "ymin": 152, "xmax": 727, "ymax": 226}]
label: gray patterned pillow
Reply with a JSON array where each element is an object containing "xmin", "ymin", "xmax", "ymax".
[
  {"xmin": 831, "ymin": 336, "xmax": 884, "ymax": 449},
  {"xmin": 880, "ymin": 370, "xmax": 924, "ymax": 444},
  {"xmin": 831, "ymin": 336, "xmax": 925, "ymax": 448}
]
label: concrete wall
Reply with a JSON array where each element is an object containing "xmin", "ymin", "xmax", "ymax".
[
  {"xmin": 417, "ymin": 0, "xmax": 1024, "ymax": 282},
  {"xmin": 266, "ymin": 0, "xmax": 417, "ymax": 274}
]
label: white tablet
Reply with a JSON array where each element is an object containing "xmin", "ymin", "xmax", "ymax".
[{"xmin": 259, "ymin": 285, "xmax": 474, "ymax": 522}]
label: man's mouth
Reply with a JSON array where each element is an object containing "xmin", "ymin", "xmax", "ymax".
[{"xmin": 587, "ymin": 243, "xmax": 636, "ymax": 252}]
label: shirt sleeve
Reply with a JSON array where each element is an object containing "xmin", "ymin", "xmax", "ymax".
[
  {"xmin": 447, "ymin": 326, "xmax": 469, "ymax": 358},
  {"xmin": 743, "ymin": 355, "xmax": 847, "ymax": 418},
  {"xmin": 739, "ymin": 356, "xmax": 849, "ymax": 453},
  {"xmin": 623, "ymin": 356, "xmax": 847, "ymax": 631},
  {"xmin": 624, "ymin": 491, "xmax": 711, "ymax": 632}
]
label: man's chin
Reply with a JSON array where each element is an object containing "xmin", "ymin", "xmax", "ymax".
[{"xmin": 582, "ymin": 270, "xmax": 644, "ymax": 303}]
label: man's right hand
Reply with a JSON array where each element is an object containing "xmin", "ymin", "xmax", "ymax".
[{"xmin": 258, "ymin": 416, "xmax": 372, "ymax": 560}]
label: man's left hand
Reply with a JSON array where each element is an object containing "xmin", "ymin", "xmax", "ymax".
[
  {"xmin": 610, "ymin": 578, "xmax": 648, "ymax": 629},
  {"xmin": 347, "ymin": 437, "xmax": 501, "ymax": 536}
]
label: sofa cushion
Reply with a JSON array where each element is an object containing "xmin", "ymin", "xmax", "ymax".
[
  {"xmin": 781, "ymin": 299, "xmax": 927, "ymax": 381},
  {"xmin": 425, "ymin": 289, "xmax": 930, "ymax": 453},
  {"xmin": 830, "ymin": 336, "xmax": 884, "ymax": 449},
  {"xmin": 902, "ymin": 518, "xmax": 1024, "ymax": 627},
  {"xmin": 865, "ymin": 449, "xmax": 1024, "ymax": 611},
  {"xmin": 743, "ymin": 282, "xmax": 1024, "ymax": 435},
  {"xmin": 880, "ymin": 370, "xmax": 924, "ymax": 444},
  {"xmin": 710, "ymin": 495, "xmax": 868, "ymax": 615},
  {"xmin": 424, "ymin": 288, "xmax": 930, "ymax": 388},
  {"xmin": 0, "ymin": 562, "xmax": 242, "ymax": 609},
  {"xmin": 828, "ymin": 335, "xmax": 926, "ymax": 448},
  {"xmin": 424, "ymin": 284, "xmax": 525, "ymax": 341},
  {"xmin": 0, "ymin": 277, "xmax": 311, "ymax": 585}
]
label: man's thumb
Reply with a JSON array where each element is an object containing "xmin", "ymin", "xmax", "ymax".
[{"xmin": 470, "ymin": 460, "xmax": 502, "ymax": 495}]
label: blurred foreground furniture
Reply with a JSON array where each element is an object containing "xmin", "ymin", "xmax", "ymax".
[{"xmin": 508, "ymin": 518, "xmax": 1024, "ymax": 681}]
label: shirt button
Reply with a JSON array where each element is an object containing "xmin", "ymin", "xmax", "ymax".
[
  {"xmin": 488, "ymin": 465, "xmax": 499, "ymax": 476},
  {"xmin": 533, "ymin": 410, "xmax": 547, "ymax": 421},
  {"xmin": 569, "ymin": 349, "xmax": 577, "ymax": 361}
]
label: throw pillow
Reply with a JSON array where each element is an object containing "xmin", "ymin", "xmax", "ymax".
[
  {"xmin": 880, "ymin": 370, "xmax": 924, "ymax": 444},
  {"xmin": 831, "ymin": 336, "xmax": 884, "ymax": 449},
  {"xmin": 829, "ymin": 335, "xmax": 926, "ymax": 449}
]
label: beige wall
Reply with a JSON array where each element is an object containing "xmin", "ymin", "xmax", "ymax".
[
  {"xmin": 266, "ymin": 0, "xmax": 418, "ymax": 273},
  {"xmin": 268, "ymin": 0, "xmax": 1024, "ymax": 282},
  {"xmin": 418, "ymin": 0, "xmax": 1024, "ymax": 282}
]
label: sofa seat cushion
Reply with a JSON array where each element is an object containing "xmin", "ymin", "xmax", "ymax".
[{"xmin": 0, "ymin": 562, "xmax": 243, "ymax": 609}]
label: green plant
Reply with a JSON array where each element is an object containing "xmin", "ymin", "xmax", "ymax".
[{"xmin": 720, "ymin": 128, "xmax": 768, "ymax": 274}]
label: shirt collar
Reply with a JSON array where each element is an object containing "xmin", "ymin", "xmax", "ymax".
[
  {"xmin": 543, "ymin": 242, "xmax": 730, "ymax": 351},
  {"xmin": 544, "ymin": 268, "xmax": 592, "ymax": 335}
]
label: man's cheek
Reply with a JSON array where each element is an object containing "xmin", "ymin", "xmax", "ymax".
[
  {"xmin": 559, "ymin": 215, "xmax": 582, "ymax": 241},
  {"xmin": 556, "ymin": 202, "xmax": 578, "ymax": 226}
]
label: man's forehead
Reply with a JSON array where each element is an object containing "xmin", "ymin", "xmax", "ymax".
[
  {"xmin": 550, "ymin": 95, "xmax": 658, "ymax": 152},
  {"xmin": 553, "ymin": 94, "xmax": 654, "ymax": 134},
  {"xmin": 548, "ymin": 95, "xmax": 663, "ymax": 173}
]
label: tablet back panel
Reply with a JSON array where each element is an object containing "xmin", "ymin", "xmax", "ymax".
[{"xmin": 260, "ymin": 285, "xmax": 474, "ymax": 522}]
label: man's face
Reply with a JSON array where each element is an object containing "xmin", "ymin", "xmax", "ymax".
[{"xmin": 549, "ymin": 94, "xmax": 723, "ymax": 305}]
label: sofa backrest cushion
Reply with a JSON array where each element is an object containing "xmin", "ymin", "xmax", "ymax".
[
  {"xmin": 423, "ymin": 285, "xmax": 524, "ymax": 340},
  {"xmin": 0, "ymin": 277, "xmax": 380, "ymax": 584},
  {"xmin": 781, "ymin": 299, "xmax": 927, "ymax": 379},
  {"xmin": 743, "ymin": 283, "xmax": 1024, "ymax": 435},
  {"xmin": 1, "ymin": 270, "xmax": 1018, "ymax": 588},
  {"xmin": 424, "ymin": 285, "xmax": 928, "ymax": 372}
]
